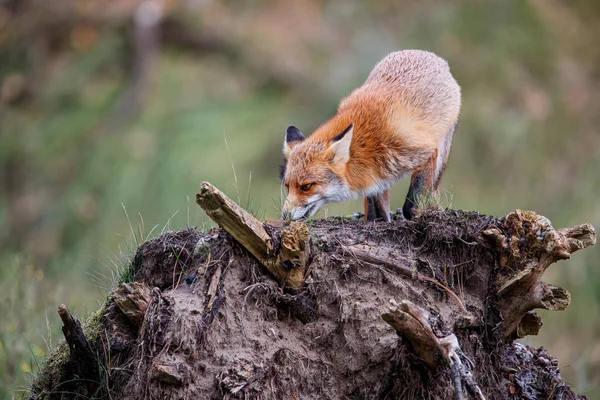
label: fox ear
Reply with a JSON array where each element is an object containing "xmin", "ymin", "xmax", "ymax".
[
  {"xmin": 328, "ymin": 123, "xmax": 354, "ymax": 165},
  {"xmin": 283, "ymin": 125, "xmax": 306, "ymax": 158}
]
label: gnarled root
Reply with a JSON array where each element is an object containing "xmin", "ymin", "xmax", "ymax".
[
  {"xmin": 482, "ymin": 210, "xmax": 595, "ymax": 338},
  {"xmin": 382, "ymin": 300, "xmax": 486, "ymax": 400}
]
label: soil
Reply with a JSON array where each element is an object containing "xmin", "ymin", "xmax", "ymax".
[{"xmin": 30, "ymin": 209, "xmax": 585, "ymax": 400}]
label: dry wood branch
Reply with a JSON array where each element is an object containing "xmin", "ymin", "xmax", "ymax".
[
  {"xmin": 382, "ymin": 300, "xmax": 486, "ymax": 400},
  {"xmin": 196, "ymin": 181, "xmax": 308, "ymax": 289},
  {"xmin": 482, "ymin": 210, "xmax": 596, "ymax": 338},
  {"xmin": 196, "ymin": 182, "xmax": 272, "ymax": 256},
  {"xmin": 344, "ymin": 244, "xmax": 467, "ymax": 312},
  {"xmin": 58, "ymin": 304, "xmax": 98, "ymax": 385}
]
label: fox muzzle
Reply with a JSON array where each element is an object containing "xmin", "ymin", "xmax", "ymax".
[
  {"xmin": 282, "ymin": 197, "xmax": 325, "ymax": 220},
  {"xmin": 282, "ymin": 203, "xmax": 311, "ymax": 220}
]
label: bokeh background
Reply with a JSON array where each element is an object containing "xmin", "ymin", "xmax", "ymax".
[{"xmin": 1, "ymin": 0, "xmax": 599, "ymax": 397}]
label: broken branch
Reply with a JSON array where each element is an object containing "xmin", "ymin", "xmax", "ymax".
[
  {"xmin": 382, "ymin": 300, "xmax": 486, "ymax": 400},
  {"xmin": 58, "ymin": 304, "xmax": 98, "ymax": 385},
  {"xmin": 196, "ymin": 181, "xmax": 309, "ymax": 289}
]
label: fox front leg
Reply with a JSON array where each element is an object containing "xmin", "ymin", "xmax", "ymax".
[{"xmin": 364, "ymin": 190, "xmax": 391, "ymax": 222}]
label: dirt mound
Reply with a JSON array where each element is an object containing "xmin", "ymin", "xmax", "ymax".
[{"xmin": 30, "ymin": 209, "xmax": 592, "ymax": 399}]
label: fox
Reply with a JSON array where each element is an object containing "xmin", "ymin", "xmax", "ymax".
[{"xmin": 280, "ymin": 50, "xmax": 461, "ymax": 222}]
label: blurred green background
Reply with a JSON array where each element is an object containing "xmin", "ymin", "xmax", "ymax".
[{"xmin": 1, "ymin": 0, "xmax": 599, "ymax": 397}]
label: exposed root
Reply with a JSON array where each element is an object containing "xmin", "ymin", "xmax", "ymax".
[
  {"xmin": 205, "ymin": 263, "xmax": 223, "ymax": 310},
  {"xmin": 482, "ymin": 210, "xmax": 596, "ymax": 338},
  {"xmin": 382, "ymin": 300, "xmax": 486, "ymax": 400},
  {"xmin": 32, "ymin": 189, "xmax": 594, "ymax": 399}
]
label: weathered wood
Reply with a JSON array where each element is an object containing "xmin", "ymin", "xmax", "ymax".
[
  {"xmin": 382, "ymin": 301, "xmax": 447, "ymax": 370},
  {"xmin": 382, "ymin": 300, "xmax": 486, "ymax": 400},
  {"xmin": 206, "ymin": 264, "xmax": 223, "ymax": 311},
  {"xmin": 197, "ymin": 182, "xmax": 273, "ymax": 257},
  {"xmin": 277, "ymin": 221, "xmax": 310, "ymax": 288},
  {"xmin": 58, "ymin": 304, "xmax": 98, "ymax": 386},
  {"xmin": 196, "ymin": 181, "xmax": 309, "ymax": 288},
  {"xmin": 482, "ymin": 210, "xmax": 596, "ymax": 338},
  {"xmin": 113, "ymin": 282, "xmax": 153, "ymax": 328}
]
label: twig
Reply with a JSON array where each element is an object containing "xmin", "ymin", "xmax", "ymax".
[{"xmin": 545, "ymin": 383, "xmax": 558, "ymax": 400}]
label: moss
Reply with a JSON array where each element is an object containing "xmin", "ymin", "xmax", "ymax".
[
  {"xmin": 31, "ymin": 302, "xmax": 111, "ymax": 398},
  {"xmin": 32, "ymin": 341, "xmax": 71, "ymax": 397},
  {"xmin": 82, "ymin": 303, "xmax": 108, "ymax": 343}
]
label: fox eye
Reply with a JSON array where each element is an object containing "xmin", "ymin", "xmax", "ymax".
[{"xmin": 300, "ymin": 183, "xmax": 314, "ymax": 192}]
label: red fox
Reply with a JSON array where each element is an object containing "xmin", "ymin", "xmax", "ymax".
[{"xmin": 280, "ymin": 50, "xmax": 461, "ymax": 221}]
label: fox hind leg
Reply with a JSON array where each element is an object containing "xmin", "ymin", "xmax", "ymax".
[
  {"xmin": 402, "ymin": 151, "xmax": 437, "ymax": 220},
  {"xmin": 364, "ymin": 190, "xmax": 391, "ymax": 222},
  {"xmin": 403, "ymin": 123, "xmax": 456, "ymax": 219}
]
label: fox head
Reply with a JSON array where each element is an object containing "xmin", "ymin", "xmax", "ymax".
[{"xmin": 280, "ymin": 123, "xmax": 355, "ymax": 219}]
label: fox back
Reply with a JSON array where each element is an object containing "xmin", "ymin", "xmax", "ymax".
[{"xmin": 281, "ymin": 50, "xmax": 461, "ymax": 220}]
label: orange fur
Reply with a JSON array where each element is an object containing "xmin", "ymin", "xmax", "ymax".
[{"xmin": 281, "ymin": 50, "xmax": 461, "ymax": 220}]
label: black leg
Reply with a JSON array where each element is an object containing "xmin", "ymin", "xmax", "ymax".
[
  {"xmin": 403, "ymin": 173, "xmax": 426, "ymax": 220},
  {"xmin": 364, "ymin": 191, "xmax": 391, "ymax": 222}
]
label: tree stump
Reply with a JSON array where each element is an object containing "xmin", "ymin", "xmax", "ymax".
[{"xmin": 30, "ymin": 182, "xmax": 595, "ymax": 400}]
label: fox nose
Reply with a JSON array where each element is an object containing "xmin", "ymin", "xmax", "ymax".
[
  {"xmin": 282, "ymin": 201, "xmax": 306, "ymax": 220},
  {"xmin": 281, "ymin": 207, "xmax": 291, "ymax": 219},
  {"xmin": 282, "ymin": 198, "xmax": 296, "ymax": 214},
  {"xmin": 281, "ymin": 203, "xmax": 296, "ymax": 219}
]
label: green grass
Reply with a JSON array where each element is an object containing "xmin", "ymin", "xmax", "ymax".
[{"xmin": 0, "ymin": 257, "xmax": 100, "ymax": 399}]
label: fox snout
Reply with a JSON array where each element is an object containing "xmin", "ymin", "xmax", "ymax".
[{"xmin": 282, "ymin": 200, "xmax": 311, "ymax": 220}]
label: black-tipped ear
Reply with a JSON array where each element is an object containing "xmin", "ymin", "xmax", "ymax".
[
  {"xmin": 328, "ymin": 123, "xmax": 354, "ymax": 165},
  {"xmin": 286, "ymin": 125, "xmax": 306, "ymax": 144},
  {"xmin": 332, "ymin": 123, "xmax": 354, "ymax": 142}
]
